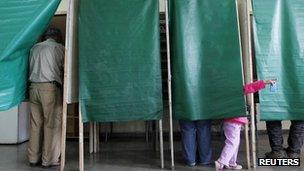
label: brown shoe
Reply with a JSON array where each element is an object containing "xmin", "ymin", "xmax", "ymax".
[{"xmin": 265, "ymin": 150, "xmax": 287, "ymax": 158}]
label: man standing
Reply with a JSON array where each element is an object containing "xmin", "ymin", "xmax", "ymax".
[
  {"xmin": 179, "ymin": 120, "xmax": 212, "ymax": 167},
  {"xmin": 28, "ymin": 27, "xmax": 64, "ymax": 167},
  {"xmin": 265, "ymin": 121, "xmax": 304, "ymax": 158}
]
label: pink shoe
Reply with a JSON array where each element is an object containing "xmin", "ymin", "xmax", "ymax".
[
  {"xmin": 215, "ymin": 161, "xmax": 224, "ymax": 170},
  {"xmin": 225, "ymin": 164, "xmax": 242, "ymax": 170}
]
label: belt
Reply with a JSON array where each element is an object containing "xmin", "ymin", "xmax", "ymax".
[
  {"xmin": 31, "ymin": 81, "xmax": 62, "ymax": 88},
  {"xmin": 49, "ymin": 81, "xmax": 62, "ymax": 88}
]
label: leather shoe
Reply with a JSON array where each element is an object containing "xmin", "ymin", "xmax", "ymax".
[
  {"xmin": 29, "ymin": 161, "xmax": 41, "ymax": 167},
  {"xmin": 265, "ymin": 150, "xmax": 287, "ymax": 158},
  {"xmin": 42, "ymin": 162, "xmax": 60, "ymax": 168}
]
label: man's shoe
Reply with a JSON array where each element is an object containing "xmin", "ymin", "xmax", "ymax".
[
  {"xmin": 285, "ymin": 148, "xmax": 301, "ymax": 158},
  {"xmin": 286, "ymin": 152, "xmax": 300, "ymax": 158},
  {"xmin": 198, "ymin": 162, "xmax": 213, "ymax": 167},
  {"xmin": 42, "ymin": 162, "xmax": 60, "ymax": 168},
  {"xmin": 186, "ymin": 162, "xmax": 196, "ymax": 167},
  {"xmin": 29, "ymin": 161, "xmax": 41, "ymax": 167},
  {"xmin": 41, "ymin": 165, "xmax": 51, "ymax": 169},
  {"xmin": 265, "ymin": 150, "xmax": 287, "ymax": 158}
]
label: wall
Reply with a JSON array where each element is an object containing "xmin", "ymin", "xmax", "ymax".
[{"xmin": 56, "ymin": 0, "xmax": 68, "ymax": 14}]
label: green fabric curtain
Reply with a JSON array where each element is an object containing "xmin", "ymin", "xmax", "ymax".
[
  {"xmin": 0, "ymin": 0, "xmax": 60, "ymax": 111},
  {"xmin": 170, "ymin": 0, "xmax": 246, "ymax": 120},
  {"xmin": 78, "ymin": 0, "xmax": 163, "ymax": 122},
  {"xmin": 253, "ymin": 0, "xmax": 304, "ymax": 121}
]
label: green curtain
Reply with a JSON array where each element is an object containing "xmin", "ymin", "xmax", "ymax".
[
  {"xmin": 78, "ymin": 0, "xmax": 163, "ymax": 122},
  {"xmin": 170, "ymin": 0, "xmax": 246, "ymax": 120},
  {"xmin": 0, "ymin": 0, "xmax": 60, "ymax": 111},
  {"xmin": 253, "ymin": 0, "xmax": 304, "ymax": 121}
]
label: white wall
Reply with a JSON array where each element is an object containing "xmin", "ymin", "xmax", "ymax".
[
  {"xmin": 56, "ymin": 0, "xmax": 68, "ymax": 14},
  {"xmin": 159, "ymin": 0, "xmax": 165, "ymax": 12}
]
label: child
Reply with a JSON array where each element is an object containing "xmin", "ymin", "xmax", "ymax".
[{"xmin": 215, "ymin": 79, "xmax": 276, "ymax": 170}]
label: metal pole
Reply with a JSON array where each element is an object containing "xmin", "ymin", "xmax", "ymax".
[
  {"xmin": 79, "ymin": 105, "xmax": 84, "ymax": 171},
  {"xmin": 60, "ymin": 57, "xmax": 68, "ymax": 171},
  {"xmin": 159, "ymin": 120, "xmax": 164, "ymax": 169},
  {"xmin": 60, "ymin": 0, "xmax": 74, "ymax": 170},
  {"xmin": 154, "ymin": 121, "xmax": 159, "ymax": 151},
  {"xmin": 247, "ymin": 0, "xmax": 257, "ymax": 167},
  {"xmin": 94, "ymin": 122, "xmax": 97, "ymax": 153},
  {"xmin": 236, "ymin": 0, "xmax": 251, "ymax": 168},
  {"xmin": 96, "ymin": 123, "xmax": 100, "ymax": 152},
  {"xmin": 165, "ymin": 0, "xmax": 175, "ymax": 168},
  {"xmin": 89, "ymin": 122, "xmax": 93, "ymax": 153},
  {"xmin": 145, "ymin": 121, "xmax": 149, "ymax": 142}
]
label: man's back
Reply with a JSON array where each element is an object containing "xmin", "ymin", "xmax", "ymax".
[
  {"xmin": 29, "ymin": 38, "xmax": 64, "ymax": 85},
  {"xmin": 28, "ymin": 28, "xmax": 64, "ymax": 167}
]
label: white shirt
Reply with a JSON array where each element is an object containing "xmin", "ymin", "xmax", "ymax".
[{"xmin": 29, "ymin": 38, "xmax": 64, "ymax": 85}]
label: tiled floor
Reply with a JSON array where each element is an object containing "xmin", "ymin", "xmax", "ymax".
[{"xmin": 0, "ymin": 133, "xmax": 303, "ymax": 171}]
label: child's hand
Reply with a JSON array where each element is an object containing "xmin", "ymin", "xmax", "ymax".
[{"xmin": 264, "ymin": 79, "xmax": 277, "ymax": 85}]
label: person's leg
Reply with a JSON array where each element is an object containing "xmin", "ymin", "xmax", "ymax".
[
  {"xmin": 40, "ymin": 84, "xmax": 62, "ymax": 166},
  {"xmin": 286, "ymin": 120, "xmax": 304, "ymax": 157},
  {"xmin": 196, "ymin": 120, "xmax": 212, "ymax": 165},
  {"xmin": 217, "ymin": 122, "xmax": 241, "ymax": 167},
  {"xmin": 228, "ymin": 124, "xmax": 242, "ymax": 167},
  {"xmin": 265, "ymin": 121, "xmax": 286, "ymax": 158},
  {"xmin": 179, "ymin": 120, "xmax": 197, "ymax": 166},
  {"xmin": 28, "ymin": 85, "xmax": 44, "ymax": 164}
]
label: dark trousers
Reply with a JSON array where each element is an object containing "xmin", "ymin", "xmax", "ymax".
[
  {"xmin": 266, "ymin": 121, "xmax": 304, "ymax": 154},
  {"xmin": 179, "ymin": 120, "xmax": 212, "ymax": 165}
]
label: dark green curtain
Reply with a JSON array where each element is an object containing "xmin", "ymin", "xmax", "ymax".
[
  {"xmin": 0, "ymin": 0, "xmax": 61, "ymax": 111},
  {"xmin": 253, "ymin": 0, "xmax": 304, "ymax": 121},
  {"xmin": 78, "ymin": 0, "xmax": 163, "ymax": 122},
  {"xmin": 170, "ymin": 0, "xmax": 246, "ymax": 120}
]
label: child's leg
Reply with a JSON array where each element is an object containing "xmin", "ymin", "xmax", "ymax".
[
  {"xmin": 228, "ymin": 125, "xmax": 242, "ymax": 166},
  {"xmin": 217, "ymin": 122, "xmax": 242, "ymax": 166}
]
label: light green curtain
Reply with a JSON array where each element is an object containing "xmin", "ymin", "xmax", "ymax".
[
  {"xmin": 0, "ymin": 0, "xmax": 61, "ymax": 111},
  {"xmin": 78, "ymin": 0, "xmax": 163, "ymax": 122},
  {"xmin": 170, "ymin": 0, "xmax": 246, "ymax": 120},
  {"xmin": 253, "ymin": 0, "xmax": 304, "ymax": 121}
]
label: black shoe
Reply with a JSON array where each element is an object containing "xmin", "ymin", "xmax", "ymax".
[
  {"xmin": 29, "ymin": 161, "xmax": 41, "ymax": 167},
  {"xmin": 285, "ymin": 148, "xmax": 301, "ymax": 158},
  {"xmin": 286, "ymin": 152, "xmax": 300, "ymax": 158},
  {"xmin": 41, "ymin": 165, "xmax": 51, "ymax": 169},
  {"xmin": 265, "ymin": 150, "xmax": 287, "ymax": 158},
  {"xmin": 41, "ymin": 162, "xmax": 60, "ymax": 169},
  {"xmin": 198, "ymin": 162, "xmax": 213, "ymax": 167},
  {"xmin": 185, "ymin": 162, "xmax": 196, "ymax": 167}
]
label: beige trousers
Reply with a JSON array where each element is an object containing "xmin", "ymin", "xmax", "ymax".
[{"xmin": 28, "ymin": 83, "xmax": 62, "ymax": 166}]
